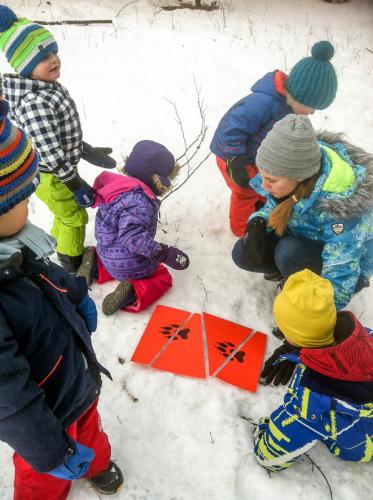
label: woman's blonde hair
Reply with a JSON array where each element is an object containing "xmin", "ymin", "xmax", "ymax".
[{"xmin": 268, "ymin": 174, "xmax": 318, "ymax": 236}]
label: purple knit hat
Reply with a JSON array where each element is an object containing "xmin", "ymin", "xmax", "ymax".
[{"xmin": 125, "ymin": 140, "xmax": 176, "ymax": 195}]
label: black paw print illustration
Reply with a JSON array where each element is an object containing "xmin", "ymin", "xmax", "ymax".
[
  {"xmin": 160, "ymin": 324, "xmax": 190, "ymax": 341},
  {"xmin": 216, "ymin": 341, "xmax": 246, "ymax": 363}
]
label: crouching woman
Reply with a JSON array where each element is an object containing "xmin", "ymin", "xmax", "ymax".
[{"xmin": 232, "ymin": 114, "xmax": 373, "ymax": 310}]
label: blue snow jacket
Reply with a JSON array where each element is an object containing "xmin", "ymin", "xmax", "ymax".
[
  {"xmin": 249, "ymin": 132, "xmax": 373, "ymax": 310},
  {"xmin": 254, "ymin": 311, "xmax": 373, "ymax": 471},
  {"xmin": 210, "ymin": 71, "xmax": 292, "ymax": 161},
  {"xmin": 0, "ymin": 248, "xmax": 110, "ymax": 473}
]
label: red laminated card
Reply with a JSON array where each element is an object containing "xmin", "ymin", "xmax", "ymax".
[
  {"xmin": 131, "ymin": 305, "xmax": 267, "ymax": 392},
  {"xmin": 131, "ymin": 305, "xmax": 192, "ymax": 366}
]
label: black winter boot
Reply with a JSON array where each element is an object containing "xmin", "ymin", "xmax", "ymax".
[
  {"xmin": 57, "ymin": 252, "xmax": 83, "ymax": 274},
  {"xmin": 77, "ymin": 246, "xmax": 98, "ymax": 286},
  {"xmin": 89, "ymin": 460, "xmax": 124, "ymax": 495},
  {"xmin": 263, "ymin": 270, "xmax": 283, "ymax": 282}
]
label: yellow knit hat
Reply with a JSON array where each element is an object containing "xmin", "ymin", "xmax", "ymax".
[{"xmin": 273, "ymin": 269, "xmax": 336, "ymax": 348}]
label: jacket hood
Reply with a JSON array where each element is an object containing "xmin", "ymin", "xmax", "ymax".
[
  {"xmin": 300, "ymin": 311, "xmax": 373, "ymax": 382},
  {"xmin": 3, "ymin": 73, "xmax": 57, "ymax": 110},
  {"xmin": 250, "ymin": 70, "xmax": 286, "ymax": 101},
  {"xmin": 316, "ymin": 131, "xmax": 373, "ymax": 219},
  {"xmin": 93, "ymin": 171, "xmax": 157, "ymax": 206}
]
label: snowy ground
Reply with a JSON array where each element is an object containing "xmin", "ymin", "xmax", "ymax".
[{"xmin": 1, "ymin": 0, "xmax": 373, "ymax": 499}]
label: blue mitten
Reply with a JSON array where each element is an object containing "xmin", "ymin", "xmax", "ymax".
[
  {"xmin": 73, "ymin": 182, "xmax": 95, "ymax": 208},
  {"xmin": 48, "ymin": 442, "xmax": 94, "ymax": 480},
  {"xmin": 77, "ymin": 295, "xmax": 97, "ymax": 333}
]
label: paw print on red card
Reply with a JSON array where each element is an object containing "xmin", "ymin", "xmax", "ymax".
[
  {"xmin": 215, "ymin": 341, "xmax": 246, "ymax": 363},
  {"xmin": 160, "ymin": 324, "xmax": 190, "ymax": 340}
]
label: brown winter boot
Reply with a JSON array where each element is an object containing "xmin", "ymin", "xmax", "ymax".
[
  {"xmin": 102, "ymin": 281, "xmax": 134, "ymax": 316},
  {"xmin": 77, "ymin": 246, "xmax": 97, "ymax": 286}
]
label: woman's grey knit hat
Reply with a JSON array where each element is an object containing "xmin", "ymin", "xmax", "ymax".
[{"xmin": 256, "ymin": 114, "xmax": 321, "ymax": 180}]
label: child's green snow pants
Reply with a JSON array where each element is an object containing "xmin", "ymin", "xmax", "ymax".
[{"xmin": 36, "ymin": 172, "xmax": 88, "ymax": 257}]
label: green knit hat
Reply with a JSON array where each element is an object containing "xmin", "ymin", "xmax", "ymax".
[
  {"xmin": 287, "ymin": 41, "xmax": 337, "ymax": 110},
  {"xmin": 0, "ymin": 5, "xmax": 58, "ymax": 78}
]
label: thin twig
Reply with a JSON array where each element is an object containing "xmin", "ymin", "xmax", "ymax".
[
  {"xmin": 35, "ymin": 19, "xmax": 113, "ymax": 25},
  {"xmin": 165, "ymin": 97, "xmax": 191, "ymax": 171},
  {"xmin": 196, "ymin": 274, "xmax": 212, "ymax": 302},
  {"xmin": 122, "ymin": 381, "xmax": 138, "ymax": 403},
  {"xmin": 305, "ymin": 453, "xmax": 334, "ymax": 500},
  {"xmin": 115, "ymin": 1, "xmax": 139, "ymax": 18},
  {"xmin": 239, "ymin": 415, "xmax": 257, "ymax": 426},
  {"xmin": 162, "ymin": 152, "xmax": 210, "ymax": 200},
  {"xmin": 209, "ymin": 431, "xmax": 214, "ymax": 443}
]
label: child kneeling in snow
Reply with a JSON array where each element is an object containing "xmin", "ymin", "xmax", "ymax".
[
  {"xmin": 78, "ymin": 140, "xmax": 190, "ymax": 315},
  {"xmin": 254, "ymin": 269, "xmax": 373, "ymax": 471}
]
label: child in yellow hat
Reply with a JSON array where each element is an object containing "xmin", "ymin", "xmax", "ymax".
[{"xmin": 254, "ymin": 269, "xmax": 373, "ymax": 471}]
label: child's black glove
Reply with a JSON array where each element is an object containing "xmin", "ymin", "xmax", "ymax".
[
  {"xmin": 261, "ymin": 342, "xmax": 300, "ymax": 386},
  {"xmin": 226, "ymin": 156, "xmax": 251, "ymax": 187},
  {"xmin": 242, "ymin": 217, "xmax": 267, "ymax": 265},
  {"xmin": 82, "ymin": 141, "xmax": 117, "ymax": 169}
]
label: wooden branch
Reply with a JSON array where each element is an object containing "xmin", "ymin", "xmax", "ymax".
[
  {"xmin": 162, "ymin": 2, "xmax": 219, "ymax": 11},
  {"xmin": 35, "ymin": 19, "xmax": 112, "ymax": 26}
]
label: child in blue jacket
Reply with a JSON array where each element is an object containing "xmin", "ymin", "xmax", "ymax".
[
  {"xmin": 0, "ymin": 99, "xmax": 122, "ymax": 498},
  {"xmin": 210, "ymin": 41, "xmax": 337, "ymax": 239},
  {"xmin": 254, "ymin": 269, "xmax": 373, "ymax": 471}
]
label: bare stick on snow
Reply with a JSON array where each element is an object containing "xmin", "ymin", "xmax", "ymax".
[
  {"xmin": 35, "ymin": 20, "xmax": 113, "ymax": 25},
  {"xmin": 305, "ymin": 453, "xmax": 334, "ymax": 500},
  {"xmin": 163, "ymin": 79, "xmax": 210, "ymax": 201}
]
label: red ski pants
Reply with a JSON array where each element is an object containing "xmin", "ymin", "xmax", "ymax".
[
  {"xmin": 97, "ymin": 256, "xmax": 172, "ymax": 313},
  {"xmin": 13, "ymin": 399, "xmax": 111, "ymax": 500},
  {"xmin": 216, "ymin": 156, "xmax": 266, "ymax": 237}
]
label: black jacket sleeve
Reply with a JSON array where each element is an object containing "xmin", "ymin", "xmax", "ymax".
[{"xmin": 0, "ymin": 311, "xmax": 72, "ymax": 472}]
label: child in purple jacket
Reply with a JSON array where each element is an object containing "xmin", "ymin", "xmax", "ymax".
[{"xmin": 78, "ymin": 140, "xmax": 190, "ymax": 315}]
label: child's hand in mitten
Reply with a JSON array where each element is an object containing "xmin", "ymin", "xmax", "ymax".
[
  {"xmin": 81, "ymin": 141, "xmax": 117, "ymax": 169},
  {"xmin": 155, "ymin": 243, "xmax": 190, "ymax": 270}
]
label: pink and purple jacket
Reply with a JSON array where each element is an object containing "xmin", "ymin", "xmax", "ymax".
[{"xmin": 93, "ymin": 172, "xmax": 162, "ymax": 281}]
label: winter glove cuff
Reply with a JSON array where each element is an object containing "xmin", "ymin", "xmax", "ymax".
[{"xmin": 226, "ymin": 156, "xmax": 251, "ymax": 187}]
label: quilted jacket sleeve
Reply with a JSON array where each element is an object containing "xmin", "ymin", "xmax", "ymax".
[
  {"xmin": 117, "ymin": 194, "xmax": 162, "ymax": 258},
  {"xmin": 218, "ymin": 94, "xmax": 272, "ymax": 158},
  {"xmin": 15, "ymin": 94, "xmax": 78, "ymax": 184}
]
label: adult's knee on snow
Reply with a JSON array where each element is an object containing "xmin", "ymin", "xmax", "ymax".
[
  {"xmin": 232, "ymin": 239, "xmax": 254, "ymax": 271},
  {"xmin": 274, "ymin": 236, "xmax": 323, "ymax": 278}
]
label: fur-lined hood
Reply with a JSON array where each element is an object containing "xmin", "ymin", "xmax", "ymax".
[{"xmin": 316, "ymin": 130, "xmax": 373, "ymax": 219}]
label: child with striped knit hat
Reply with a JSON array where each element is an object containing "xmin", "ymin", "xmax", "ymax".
[
  {"xmin": 0, "ymin": 5, "xmax": 116, "ymax": 273},
  {"xmin": 0, "ymin": 93, "xmax": 123, "ymax": 498}
]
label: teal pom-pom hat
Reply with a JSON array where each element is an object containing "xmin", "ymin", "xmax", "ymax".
[
  {"xmin": 286, "ymin": 41, "xmax": 337, "ymax": 110},
  {"xmin": 0, "ymin": 5, "xmax": 58, "ymax": 77}
]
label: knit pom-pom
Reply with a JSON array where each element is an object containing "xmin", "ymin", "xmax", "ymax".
[
  {"xmin": 0, "ymin": 5, "xmax": 17, "ymax": 32},
  {"xmin": 311, "ymin": 41, "xmax": 335, "ymax": 61}
]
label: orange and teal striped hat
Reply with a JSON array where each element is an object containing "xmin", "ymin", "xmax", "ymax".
[
  {"xmin": 0, "ymin": 99, "xmax": 39, "ymax": 215},
  {"xmin": 0, "ymin": 5, "xmax": 58, "ymax": 78}
]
